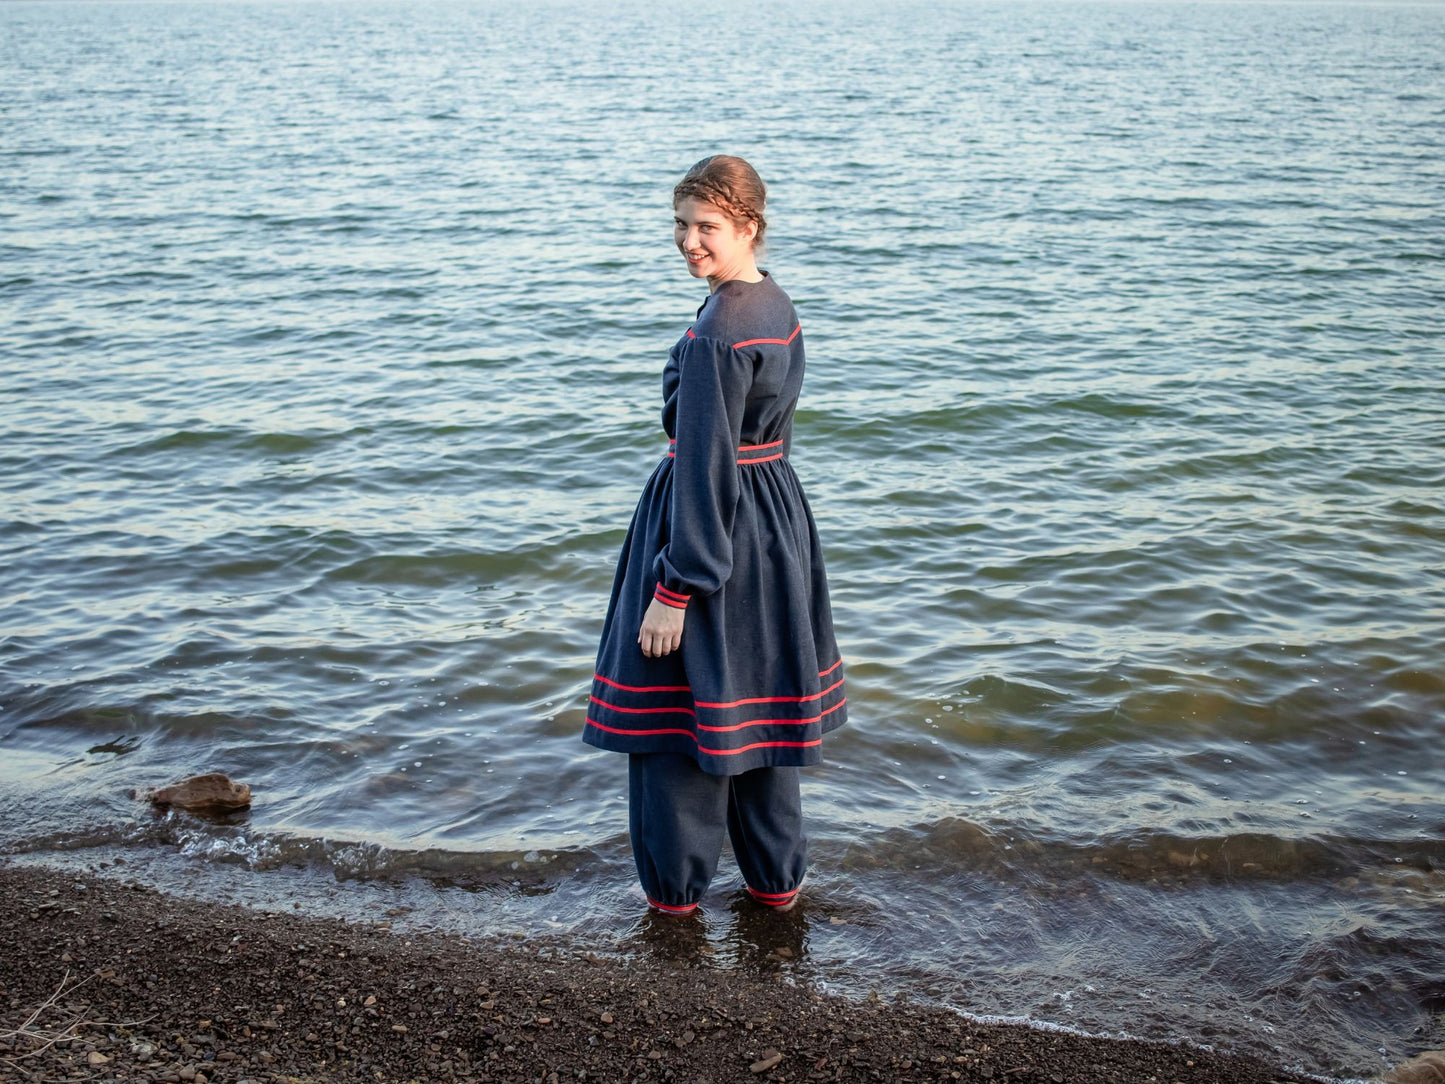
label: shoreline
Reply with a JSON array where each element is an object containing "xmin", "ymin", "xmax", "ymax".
[{"xmin": 0, "ymin": 863, "xmax": 1328, "ymax": 1084}]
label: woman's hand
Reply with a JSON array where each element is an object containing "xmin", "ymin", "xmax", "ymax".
[{"xmin": 638, "ymin": 597, "xmax": 685, "ymax": 658}]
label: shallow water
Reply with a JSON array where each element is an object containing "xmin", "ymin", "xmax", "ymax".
[{"xmin": 2, "ymin": 0, "xmax": 1443, "ymax": 1077}]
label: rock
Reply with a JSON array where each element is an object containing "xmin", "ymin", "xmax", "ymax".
[
  {"xmin": 145, "ymin": 774, "xmax": 252, "ymax": 814},
  {"xmin": 87, "ymin": 1051, "xmax": 111, "ymax": 1066},
  {"xmin": 1385, "ymin": 1051, "xmax": 1445, "ymax": 1084},
  {"xmin": 750, "ymin": 1049, "xmax": 783, "ymax": 1073}
]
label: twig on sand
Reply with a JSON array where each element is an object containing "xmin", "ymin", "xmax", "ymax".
[{"xmin": 0, "ymin": 968, "xmax": 155, "ymax": 1067}]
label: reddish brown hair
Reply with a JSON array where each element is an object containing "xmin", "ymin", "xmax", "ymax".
[{"xmin": 673, "ymin": 155, "xmax": 767, "ymax": 247}]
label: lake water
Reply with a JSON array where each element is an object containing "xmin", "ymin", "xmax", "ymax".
[{"xmin": 2, "ymin": 0, "xmax": 1442, "ymax": 1077}]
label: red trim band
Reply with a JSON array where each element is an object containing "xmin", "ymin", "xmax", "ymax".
[
  {"xmin": 653, "ymin": 584, "xmax": 691, "ymax": 609},
  {"xmin": 694, "ymin": 675, "xmax": 846, "ymax": 710},
  {"xmin": 746, "ymin": 885, "xmax": 801, "ymax": 903},
  {"xmin": 666, "ymin": 437, "xmax": 786, "ymax": 465},
  {"xmin": 647, "ymin": 896, "xmax": 699, "ymax": 915},
  {"xmin": 695, "ymin": 698, "xmax": 847, "ymax": 734},
  {"xmin": 683, "ymin": 325, "xmax": 801, "ymax": 349},
  {"xmin": 586, "ymin": 718, "xmax": 696, "ymax": 739},
  {"xmin": 592, "ymin": 674, "xmax": 692, "ymax": 693},
  {"xmin": 733, "ymin": 325, "xmax": 802, "ymax": 349},
  {"xmin": 589, "ymin": 695, "xmax": 696, "ymax": 718},
  {"xmin": 585, "ymin": 718, "xmax": 825, "ymax": 756},
  {"xmin": 592, "ymin": 663, "xmax": 842, "ymax": 697}
]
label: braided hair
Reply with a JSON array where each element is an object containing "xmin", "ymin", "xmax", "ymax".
[{"xmin": 673, "ymin": 156, "xmax": 768, "ymax": 248}]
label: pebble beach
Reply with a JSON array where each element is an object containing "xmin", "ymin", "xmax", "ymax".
[{"xmin": 0, "ymin": 864, "xmax": 1322, "ymax": 1084}]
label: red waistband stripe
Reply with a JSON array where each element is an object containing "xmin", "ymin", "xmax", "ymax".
[{"xmin": 666, "ymin": 437, "xmax": 786, "ymax": 465}]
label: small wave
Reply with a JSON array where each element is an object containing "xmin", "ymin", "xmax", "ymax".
[
  {"xmin": 856, "ymin": 817, "xmax": 1443, "ymax": 885},
  {"xmin": 4, "ymin": 817, "xmax": 593, "ymax": 885}
]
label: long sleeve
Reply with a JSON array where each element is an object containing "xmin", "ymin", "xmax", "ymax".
[{"xmin": 652, "ymin": 334, "xmax": 754, "ymax": 604}]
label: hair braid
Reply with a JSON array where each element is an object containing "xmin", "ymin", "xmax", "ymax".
[{"xmin": 673, "ymin": 155, "xmax": 768, "ymax": 248}]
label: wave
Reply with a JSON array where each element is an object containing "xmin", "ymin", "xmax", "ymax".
[
  {"xmin": 1, "ymin": 817, "xmax": 601, "ymax": 886},
  {"xmin": 6, "ymin": 809, "xmax": 1437, "ymax": 896},
  {"xmin": 846, "ymin": 817, "xmax": 1444, "ymax": 885}
]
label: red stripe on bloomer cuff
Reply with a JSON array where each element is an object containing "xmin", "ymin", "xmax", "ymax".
[
  {"xmin": 746, "ymin": 886, "xmax": 800, "ymax": 902},
  {"xmin": 647, "ymin": 896, "xmax": 699, "ymax": 914}
]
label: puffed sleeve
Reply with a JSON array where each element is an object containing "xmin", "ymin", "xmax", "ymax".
[{"xmin": 651, "ymin": 334, "xmax": 753, "ymax": 606}]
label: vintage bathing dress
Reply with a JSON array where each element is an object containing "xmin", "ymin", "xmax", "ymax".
[{"xmin": 585, "ymin": 273, "xmax": 847, "ymax": 777}]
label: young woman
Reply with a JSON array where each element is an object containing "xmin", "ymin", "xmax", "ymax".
[{"xmin": 584, "ymin": 155, "xmax": 846, "ymax": 915}]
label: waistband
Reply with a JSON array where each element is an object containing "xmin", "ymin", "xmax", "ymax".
[{"xmin": 667, "ymin": 438, "xmax": 786, "ymax": 466}]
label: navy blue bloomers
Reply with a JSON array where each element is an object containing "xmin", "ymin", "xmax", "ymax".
[{"xmin": 585, "ymin": 273, "xmax": 847, "ymax": 776}]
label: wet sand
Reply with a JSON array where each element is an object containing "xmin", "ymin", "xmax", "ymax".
[{"xmin": 0, "ymin": 863, "xmax": 1318, "ymax": 1083}]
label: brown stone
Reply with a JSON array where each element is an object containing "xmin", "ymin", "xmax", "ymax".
[
  {"xmin": 1385, "ymin": 1051, "xmax": 1445, "ymax": 1084},
  {"xmin": 145, "ymin": 774, "xmax": 252, "ymax": 814},
  {"xmin": 750, "ymin": 1049, "xmax": 783, "ymax": 1073}
]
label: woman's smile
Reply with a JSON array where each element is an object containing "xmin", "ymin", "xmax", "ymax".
[{"xmin": 674, "ymin": 196, "xmax": 760, "ymax": 289}]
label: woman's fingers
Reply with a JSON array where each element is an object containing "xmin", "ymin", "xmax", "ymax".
[{"xmin": 638, "ymin": 597, "xmax": 685, "ymax": 657}]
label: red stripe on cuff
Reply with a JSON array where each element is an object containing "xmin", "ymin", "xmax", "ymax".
[
  {"xmin": 647, "ymin": 896, "xmax": 699, "ymax": 914},
  {"xmin": 746, "ymin": 885, "xmax": 800, "ymax": 902},
  {"xmin": 654, "ymin": 584, "xmax": 691, "ymax": 608}
]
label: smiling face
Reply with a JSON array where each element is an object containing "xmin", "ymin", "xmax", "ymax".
[{"xmin": 674, "ymin": 196, "xmax": 760, "ymax": 291}]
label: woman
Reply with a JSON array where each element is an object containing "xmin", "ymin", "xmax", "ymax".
[{"xmin": 584, "ymin": 155, "xmax": 846, "ymax": 915}]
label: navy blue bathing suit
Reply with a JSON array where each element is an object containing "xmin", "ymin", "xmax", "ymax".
[{"xmin": 585, "ymin": 272, "xmax": 848, "ymax": 776}]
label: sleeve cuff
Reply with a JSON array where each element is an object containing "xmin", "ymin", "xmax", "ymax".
[{"xmin": 653, "ymin": 584, "xmax": 691, "ymax": 610}]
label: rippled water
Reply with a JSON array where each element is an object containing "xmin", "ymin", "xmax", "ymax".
[{"xmin": 2, "ymin": 0, "xmax": 1443, "ymax": 1077}]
